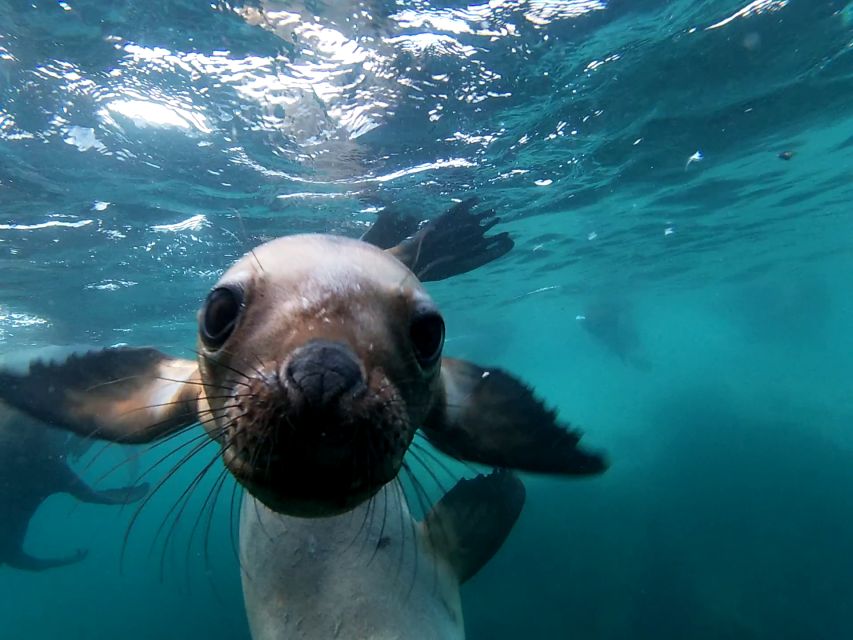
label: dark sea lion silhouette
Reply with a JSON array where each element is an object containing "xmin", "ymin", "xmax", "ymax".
[
  {"xmin": 0, "ymin": 200, "xmax": 607, "ymax": 636},
  {"xmin": 0, "ymin": 402, "xmax": 149, "ymax": 571},
  {"xmin": 578, "ymin": 297, "xmax": 651, "ymax": 371}
]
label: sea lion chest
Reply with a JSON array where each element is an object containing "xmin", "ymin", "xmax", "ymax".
[{"xmin": 240, "ymin": 490, "xmax": 465, "ymax": 640}]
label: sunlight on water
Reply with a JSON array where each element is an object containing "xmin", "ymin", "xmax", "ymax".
[
  {"xmin": 103, "ymin": 99, "xmax": 211, "ymax": 133},
  {"xmin": 707, "ymin": 0, "xmax": 790, "ymax": 30}
]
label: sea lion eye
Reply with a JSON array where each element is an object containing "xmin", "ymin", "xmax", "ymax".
[
  {"xmin": 200, "ymin": 286, "xmax": 243, "ymax": 349},
  {"xmin": 410, "ymin": 310, "xmax": 445, "ymax": 369}
]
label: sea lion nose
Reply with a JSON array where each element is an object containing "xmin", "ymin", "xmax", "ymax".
[{"xmin": 284, "ymin": 340, "xmax": 364, "ymax": 407}]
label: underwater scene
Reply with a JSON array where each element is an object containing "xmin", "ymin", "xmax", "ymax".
[{"xmin": 1, "ymin": 0, "xmax": 853, "ymax": 638}]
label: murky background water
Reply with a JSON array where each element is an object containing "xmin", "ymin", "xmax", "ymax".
[{"xmin": 2, "ymin": 1, "xmax": 853, "ymax": 637}]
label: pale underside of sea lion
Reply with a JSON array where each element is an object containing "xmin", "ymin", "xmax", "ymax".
[
  {"xmin": 241, "ymin": 469, "xmax": 525, "ymax": 640},
  {"xmin": 0, "ymin": 201, "xmax": 607, "ymax": 636}
]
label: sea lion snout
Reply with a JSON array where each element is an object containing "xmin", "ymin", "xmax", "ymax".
[{"xmin": 284, "ymin": 340, "xmax": 366, "ymax": 408}]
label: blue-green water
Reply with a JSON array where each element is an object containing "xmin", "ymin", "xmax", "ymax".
[{"xmin": 2, "ymin": 0, "xmax": 853, "ymax": 637}]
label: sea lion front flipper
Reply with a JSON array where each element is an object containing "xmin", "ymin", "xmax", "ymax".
[
  {"xmin": 386, "ymin": 198, "xmax": 514, "ymax": 282},
  {"xmin": 0, "ymin": 347, "xmax": 201, "ymax": 444},
  {"xmin": 422, "ymin": 358, "xmax": 608, "ymax": 476},
  {"xmin": 423, "ymin": 469, "xmax": 525, "ymax": 584}
]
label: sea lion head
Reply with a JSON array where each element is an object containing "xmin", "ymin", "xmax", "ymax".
[{"xmin": 197, "ymin": 234, "xmax": 444, "ymax": 516}]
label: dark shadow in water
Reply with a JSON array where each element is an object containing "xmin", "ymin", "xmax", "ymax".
[
  {"xmin": 577, "ymin": 296, "xmax": 652, "ymax": 371},
  {"xmin": 0, "ymin": 404, "xmax": 149, "ymax": 572}
]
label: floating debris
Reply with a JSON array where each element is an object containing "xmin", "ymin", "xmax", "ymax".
[{"xmin": 685, "ymin": 150, "xmax": 704, "ymax": 170}]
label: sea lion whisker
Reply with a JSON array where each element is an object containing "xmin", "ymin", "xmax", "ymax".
[
  {"xmin": 111, "ymin": 406, "xmax": 237, "ymax": 486},
  {"xmin": 258, "ymin": 444, "xmax": 273, "ymax": 478},
  {"xmin": 410, "ymin": 435, "xmax": 478, "ymax": 477},
  {"xmin": 407, "ymin": 227, "xmax": 428, "ymax": 279},
  {"xmin": 412, "ymin": 430, "xmax": 479, "ymax": 474},
  {"xmin": 251, "ymin": 492, "xmax": 275, "ymax": 546},
  {"xmin": 119, "ymin": 421, "xmax": 235, "ymax": 569},
  {"xmin": 192, "ymin": 349, "xmax": 252, "ymax": 382},
  {"xmin": 401, "ymin": 461, "xmax": 435, "ymax": 532},
  {"xmin": 135, "ymin": 406, "xmax": 232, "ymax": 457},
  {"xmin": 80, "ymin": 373, "xmax": 159, "ymax": 393},
  {"xmin": 236, "ymin": 212, "xmax": 266, "ymax": 275},
  {"xmin": 241, "ymin": 351, "xmax": 268, "ymax": 379},
  {"xmin": 247, "ymin": 431, "xmax": 266, "ymax": 478},
  {"xmin": 76, "ymin": 401, "xmax": 207, "ymax": 456},
  {"xmin": 202, "ymin": 465, "xmax": 233, "ymax": 568},
  {"xmin": 149, "ymin": 374, "xmax": 246, "ymax": 392},
  {"xmin": 181, "ymin": 460, "xmax": 235, "ymax": 614},
  {"xmin": 77, "ymin": 438, "xmax": 120, "ymax": 473},
  {"xmin": 406, "ymin": 448, "xmax": 450, "ymax": 500},
  {"xmin": 80, "ymin": 418, "xmax": 202, "ymax": 479},
  {"xmin": 400, "ymin": 463, "xmax": 425, "ymax": 601},
  {"xmin": 248, "ymin": 418, "xmax": 276, "ymax": 482},
  {"xmin": 415, "ymin": 255, "xmax": 456, "ymax": 281},
  {"xmin": 228, "ymin": 472, "xmax": 244, "ymax": 570},
  {"xmin": 362, "ymin": 426, "xmax": 380, "ymax": 553},
  {"xmin": 186, "ymin": 442, "xmax": 235, "ymax": 574},
  {"xmin": 343, "ymin": 462, "xmax": 374, "ymax": 553},
  {"xmin": 367, "ymin": 483, "xmax": 390, "ymax": 566},
  {"xmin": 156, "ymin": 433, "xmax": 235, "ymax": 580},
  {"xmin": 213, "ymin": 345, "xmax": 267, "ymax": 379},
  {"xmin": 242, "ymin": 425, "xmax": 280, "ymax": 543},
  {"xmin": 248, "ymin": 245, "xmax": 265, "ymax": 273},
  {"xmin": 125, "ymin": 415, "xmax": 232, "ymax": 491},
  {"xmin": 185, "ymin": 457, "xmax": 245, "ymax": 612},
  {"xmin": 358, "ymin": 442, "xmax": 381, "ymax": 558},
  {"xmin": 359, "ymin": 494, "xmax": 378, "ymax": 556},
  {"xmin": 80, "ymin": 371, "xmax": 243, "ymax": 393},
  {"xmin": 406, "ymin": 452, "xmax": 452, "ymax": 599},
  {"xmin": 91, "ymin": 426, "xmax": 212, "ymax": 489},
  {"xmin": 126, "ymin": 394, "xmax": 249, "ymax": 417},
  {"xmin": 259, "ymin": 408, "xmax": 281, "ymax": 475},
  {"xmin": 163, "ymin": 378, "xmax": 239, "ymax": 391},
  {"xmin": 78, "ymin": 413, "xmax": 206, "ymax": 475},
  {"xmin": 391, "ymin": 478, "xmax": 408, "ymax": 583},
  {"xmin": 343, "ymin": 424, "xmax": 378, "ymax": 554}
]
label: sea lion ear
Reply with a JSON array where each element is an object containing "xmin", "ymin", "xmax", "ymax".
[
  {"xmin": 421, "ymin": 358, "xmax": 608, "ymax": 476},
  {"xmin": 384, "ymin": 198, "xmax": 514, "ymax": 282},
  {"xmin": 0, "ymin": 347, "xmax": 201, "ymax": 443}
]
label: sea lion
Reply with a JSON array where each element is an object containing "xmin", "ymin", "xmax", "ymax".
[
  {"xmin": 577, "ymin": 297, "xmax": 651, "ymax": 371},
  {"xmin": 0, "ymin": 200, "xmax": 606, "ymax": 636},
  {"xmin": 0, "ymin": 401, "xmax": 149, "ymax": 571}
]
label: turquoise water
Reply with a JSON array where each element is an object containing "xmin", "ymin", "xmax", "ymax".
[{"xmin": 2, "ymin": 0, "xmax": 853, "ymax": 637}]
